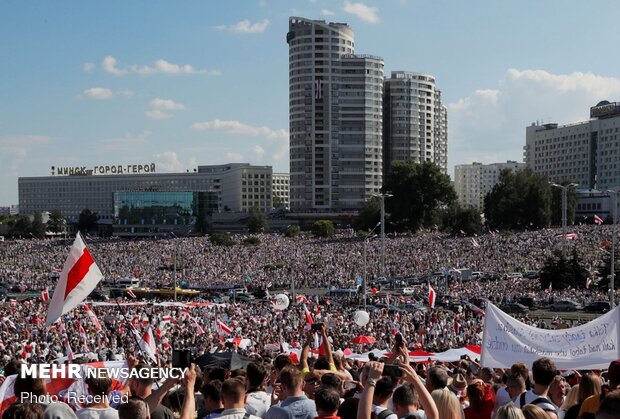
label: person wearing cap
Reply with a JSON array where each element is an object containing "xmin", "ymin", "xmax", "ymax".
[{"xmin": 578, "ymin": 360, "xmax": 620, "ymax": 418}]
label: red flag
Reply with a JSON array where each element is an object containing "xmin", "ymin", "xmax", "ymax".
[
  {"xmin": 428, "ymin": 284, "xmax": 436, "ymax": 308},
  {"xmin": 594, "ymin": 215, "xmax": 604, "ymax": 225},
  {"xmin": 140, "ymin": 327, "xmax": 157, "ymax": 362},
  {"xmin": 303, "ymin": 304, "xmax": 314, "ymax": 327},
  {"xmin": 46, "ymin": 232, "xmax": 104, "ymax": 326},
  {"xmin": 127, "ymin": 289, "xmax": 137, "ymax": 299},
  {"xmin": 41, "ymin": 288, "xmax": 50, "ymax": 302},
  {"xmin": 83, "ymin": 304, "xmax": 102, "ymax": 331},
  {"xmin": 454, "ymin": 319, "xmax": 460, "ymax": 334},
  {"xmin": 64, "ymin": 338, "xmax": 74, "ymax": 362},
  {"xmin": 215, "ymin": 319, "xmax": 232, "ymax": 336}
]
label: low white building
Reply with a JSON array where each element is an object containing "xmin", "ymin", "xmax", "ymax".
[{"xmin": 455, "ymin": 161, "xmax": 525, "ymax": 211}]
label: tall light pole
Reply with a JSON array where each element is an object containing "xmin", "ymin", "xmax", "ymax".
[
  {"xmin": 371, "ymin": 192, "xmax": 392, "ymax": 278},
  {"xmin": 550, "ymin": 183, "xmax": 578, "ymax": 252},
  {"xmin": 607, "ymin": 189, "xmax": 618, "ymax": 308},
  {"xmin": 362, "ymin": 222, "xmax": 380, "ymax": 309},
  {"xmin": 170, "ymin": 232, "xmax": 178, "ymax": 301}
]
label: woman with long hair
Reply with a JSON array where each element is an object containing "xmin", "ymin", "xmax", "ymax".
[
  {"xmin": 431, "ymin": 389, "xmax": 461, "ymax": 419},
  {"xmin": 496, "ymin": 403, "xmax": 526, "ymax": 419},
  {"xmin": 564, "ymin": 374, "xmax": 601, "ymax": 419},
  {"xmin": 464, "ymin": 380, "xmax": 495, "ymax": 419}
]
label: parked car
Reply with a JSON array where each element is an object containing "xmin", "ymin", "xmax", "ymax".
[
  {"xmin": 517, "ymin": 296, "xmax": 537, "ymax": 309},
  {"xmin": 550, "ymin": 300, "xmax": 582, "ymax": 312},
  {"xmin": 584, "ymin": 301, "xmax": 611, "ymax": 313},
  {"xmin": 500, "ymin": 302, "xmax": 529, "ymax": 314},
  {"xmin": 523, "ymin": 271, "xmax": 540, "ymax": 279}
]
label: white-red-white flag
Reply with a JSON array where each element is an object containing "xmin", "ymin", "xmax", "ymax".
[
  {"xmin": 471, "ymin": 238, "xmax": 480, "ymax": 248},
  {"xmin": 139, "ymin": 327, "xmax": 157, "ymax": 362},
  {"xmin": 586, "ymin": 277, "xmax": 592, "ymax": 289},
  {"xmin": 215, "ymin": 319, "xmax": 232, "ymax": 336},
  {"xmin": 78, "ymin": 324, "xmax": 89, "ymax": 350},
  {"xmin": 46, "ymin": 232, "xmax": 104, "ymax": 326},
  {"xmin": 192, "ymin": 318, "xmax": 205, "ymax": 334},
  {"xmin": 65, "ymin": 337, "xmax": 74, "ymax": 362},
  {"xmin": 83, "ymin": 304, "xmax": 102, "ymax": 331},
  {"xmin": 428, "ymin": 284, "xmax": 436, "ymax": 308},
  {"xmin": 127, "ymin": 289, "xmax": 137, "ymax": 299},
  {"xmin": 594, "ymin": 215, "xmax": 604, "ymax": 225},
  {"xmin": 41, "ymin": 288, "xmax": 50, "ymax": 302},
  {"xmin": 296, "ymin": 295, "xmax": 308, "ymax": 304},
  {"xmin": 303, "ymin": 304, "xmax": 314, "ymax": 327}
]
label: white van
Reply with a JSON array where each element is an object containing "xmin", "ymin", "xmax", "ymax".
[{"xmin": 116, "ymin": 278, "xmax": 141, "ymax": 288}]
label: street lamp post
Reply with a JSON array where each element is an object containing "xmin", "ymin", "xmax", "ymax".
[
  {"xmin": 170, "ymin": 232, "xmax": 178, "ymax": 302},
  {"xmin": 607, "ymin": 189, "xmax": 619, "ymax": 308},
  {"xmin": 371, "ymin": 192, "xmax": 392, "ymax": 278},
  {"xmin": 550, "ymin": 183, "xmax": 578, "ymax": 252},
  {"xmin": 362, "ymin": 222, "xmax": 380, "ymax": 310}
]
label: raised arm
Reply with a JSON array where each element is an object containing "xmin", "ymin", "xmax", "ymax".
[
  {"xmin": 357, "ymin": 362, "xmax": 383, "ymax": 419},
  {"xmin": 399, "ymin": 362, "xmax": 439, "ymax": 419},
  {"xmin": 320, "ymin": 324, "xmax": 334, "ymax": 367}
]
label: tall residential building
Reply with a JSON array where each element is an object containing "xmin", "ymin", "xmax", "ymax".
[
  {"xmin": 272, "ymin": 173, "xmax": 290, "ymax": 209},
  {"xmin": 383, "ymin": 71, "xmax": 448, "ymax": 175},
  {"xmin": 287, "ymin": 17, "xmax": 383, "ymax": 211},
  {"xmin": 455, "ymin": 161, "xmax": 525, "ymax": 211},
  {"xmin": 524, "ymin": 101, "xmax": 620, "ymax": 190}
]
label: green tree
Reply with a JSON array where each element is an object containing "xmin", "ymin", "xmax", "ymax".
[
  {"xmin": 312, "ymin": 220, "xmax": 335, "ymax": 238},
  {"xmin": 247, "ymin": 208, "xmax": 267, "ymax": 234},
  {"xmin": 539, "ymin": 248, "xmax": 589, "ymax": 290},
  {"xmin": 209, "ymin": 232, "xmax": 236, "ymax": 246},
  {"xmin": 384, "ymin": 161, "xmax": 456, "ymax": 232},
  {"xmin": 9, "ymin": 215, "xmax": 32, "ymax": 237},
  {"xmin": 31, "ymin": 213, "xmax": 47, "ymax": 238},
  {"xmin": 353, "ymin": 197, "xmax": 380, "ymax": 232},
  {"xmin": 77, "ymin": 209, "xmax": 99, "ymax": 233},
  {"xmin": 285, "ymin": 224, "xmax": 301, "ymax": 237},
  {"xmin": 442, "ymin": 204, "xmax": 482, "ymax": 236},
  {"xmin": 47, "ymin": 209, "xmax": 65, "ymax": 234},
  {"xmin": 598, "ymin": 248, "xmax": 620, "ymax": 290},
  {"xmin": 484, "ymin": 169, "xmax": 552, "ymax": 230},
  {"xmin": 550, "ymin": 182, "xmax": 578, "ymax": 226}
]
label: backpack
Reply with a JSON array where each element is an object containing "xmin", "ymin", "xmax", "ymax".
[
  {"xmin": 377, "ymin": 409, "xmax": 395, "ymax": 419},
  {"xmin": 519, "ymin": 393, "xmax": 557, "ymax": 413}
]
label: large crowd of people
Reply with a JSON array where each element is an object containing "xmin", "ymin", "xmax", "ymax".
[{"xmin": 0, "ymin": 225, "xmax": 617, "ymax": 419}]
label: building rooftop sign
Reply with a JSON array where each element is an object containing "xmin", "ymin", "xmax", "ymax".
[
  {"xmin": 51, "ymin": 163, "xmax": 156, "ymax": 176},
  {"xmin": 590, "ymin": 101, "xmax": 620, "ymax": 119}
]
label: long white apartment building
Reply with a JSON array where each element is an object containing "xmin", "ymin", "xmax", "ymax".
[
  {"xmin": 455, "ymin": 161, "xmax": 525, "ymax": 211},
  {"xmin": 524, "ymin": 101, "xmax": 620, "ymax": 190}
]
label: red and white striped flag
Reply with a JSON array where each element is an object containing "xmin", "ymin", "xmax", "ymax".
[
  {"xmin": 65, "ymin": 338, "xmax": 74, "ymax": 362},
  {"xmin": 161, "ymin": 315, "xmax": 173, "ymax": 324},
  {"xmin": 192, "ymin": 318, "xmax": 205, "ymax": 334},
  {"xmin": 138, "ymin": 327, "xmax": 157, "ymax": 362},
  {"xmin": 46, "ymin": 232, "xmax": 104, "ymax": 326},
  {"xmin": 41, "ymin": 288, "xmax": 50, "ymax": 302},
  {"xmin": 594, "ymin": 215, "xmax": 604, "ymax": 225},
  {"xmin": 428, "ymin": 284, "xmax": 436, "ymax": 308},
  {"xmin": 558, "ymin": 233, "xmax": 578, "ymax": 240},
  {"xmin": 303, "ymin": 304, "xmax": 314, "ymax": 328},
  {"xmin": 471, "ymin": 238, "xmax": 480, "ymax": 248},
  {"xmin": 83, "ymin": 304, "xmax": 102, "ymax": 331},
  {"xmin": 215, "ymin": 319, "xmax": 232, "ymax": 336},
  {"xmin": 296, "ymin": 295, "xmax": 308, "ymax": 304},
  {"xmin": 126, "ymin": 289, "xmax": 137, "ymax": 299},
  {"xmin": 78, "ymin": 324, "xmax": 89, "ymax": 350},
  {"xmin": 586, "ymin": 277, "xmax": 592, "ymax": 289}
]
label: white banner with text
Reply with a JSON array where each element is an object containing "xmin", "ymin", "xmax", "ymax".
[{"xmin": 481, "ymin": 303, "xmax": 620, "ymax": 369}]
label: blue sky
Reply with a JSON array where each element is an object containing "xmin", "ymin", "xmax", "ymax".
[{"xmin": 2, "ymin": 0, "xmax": 620, "ymax": 206}]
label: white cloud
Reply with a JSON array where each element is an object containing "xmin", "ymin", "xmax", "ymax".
[
  {"xmin": 145, "ymin": 98, "xmax": 186, "ymax": 119},
  {"xmin": 102, "ymin": 56, "xmax": 128, "ymax": 75},
  {"xmin": 226, "ymin": 152, "xmax": 245, "ymax": 162},
  {"xmin": 145, "ymin": 109, "xmax": 172, "ymax": 120},
  {"xmin": 0, "ymin": 135, "xmax": 50, "ymax": 146},
  {"xmin": 149, "ymin": 98, "xmax": 186, "ymax": 111},
  {"xmin": 447, "ymin": 69, "xmax": 620, "ymax": 174},
  {"xmin": 100, "ymin": 131, "xmax": 151, "ymax": 152},
  {"xmin": 83, "ymin": 62, "xmax": 95, "ymax": 72},
  {"xmin": 343, "ymin": 1, "xmax": 379, "ymax": 23},
  {"xmin": 252, "ymin": 145, "xmax": 265, "ymax": 160},
  {"xmin": 322, "ymin": 9, "xmax": 336, "ymax": 16},
  {"xmin": 215, "ymin": 19, "xmax": 270, "ymax": 34},
  {"xmin": 154, "ymin": 151, "xmax": 186, "ymax": 172},
  {"xmin": 101, "ymin": 56, "xmax": 220, "ymax": 76},
  {"xmin": 83, "ymin": 87, "xmax": 114, "ymax": 100},
  {"xmin": 191, "ymin": 119, "xmax": 288, "ymax": 140},
  {"xmin": 0, "ymin": 136, "xmax": 50, "ymax": 178}
]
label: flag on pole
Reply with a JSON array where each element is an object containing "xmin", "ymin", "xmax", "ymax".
[
  {"xmin": 83, "ymin": 304, "xmax": 102, "ymax": 331},
  {"xmin": 548, "ymin": 282, "xmax": 553, "ymax": 292},
  {"xmin": 64, "ymin": 338, "xmax": 74, "ymax": 362},
  {"xmin": 46, "ymin": 232, "xmax": 104, "ymax": 326},
  {"xmin": 557, "ymin": 233, "xmax": 578, "ymax": 240},
  {"xmin": 471, "ymin": 238, "xmax": 480, "ymax": 248},
  {"xmin": 191, "ymin": 318, "xmax": 205, "ymax": 334},
  {"xmin": 594, "ymin": 215, "xmax": 604, "ymax": 225},
  {"xmin": 138, "ymin": 327, "xmax": 157, "ymax": 362},
  {"xmin": 126, "ymin": 289, "xmax": 137, "ymax": 299},
  {"xmin": 586, "ymin": 277, "xmax": 592, "ymax": 289},
  {"xmin": 303, "ymin": 304, "xmax": 314, "ymax": 327},
  {"xmin": 215, "ymin": 319, "xmax": 232, "ymax": 336},
  {"xmin": 428, "ymin": 284, "xmax": 436, "ymax": 308},
  {"xmin": 41, "ymin": 288, "xmax": 50, "ymax": 302}
]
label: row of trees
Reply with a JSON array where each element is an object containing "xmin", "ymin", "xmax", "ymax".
[{"xmin": 354, "ymin": 162, "xmax": 582, "ymax": 237}]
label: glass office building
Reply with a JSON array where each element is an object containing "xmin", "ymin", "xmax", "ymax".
[{"xmin": 113, "ymin": 191, "xmax": 217, "ymax": 236}]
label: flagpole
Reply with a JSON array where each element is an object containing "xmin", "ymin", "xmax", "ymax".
[{"xmin": 112, "ymin": 296, "xmax": 159, "ymax": 368}]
